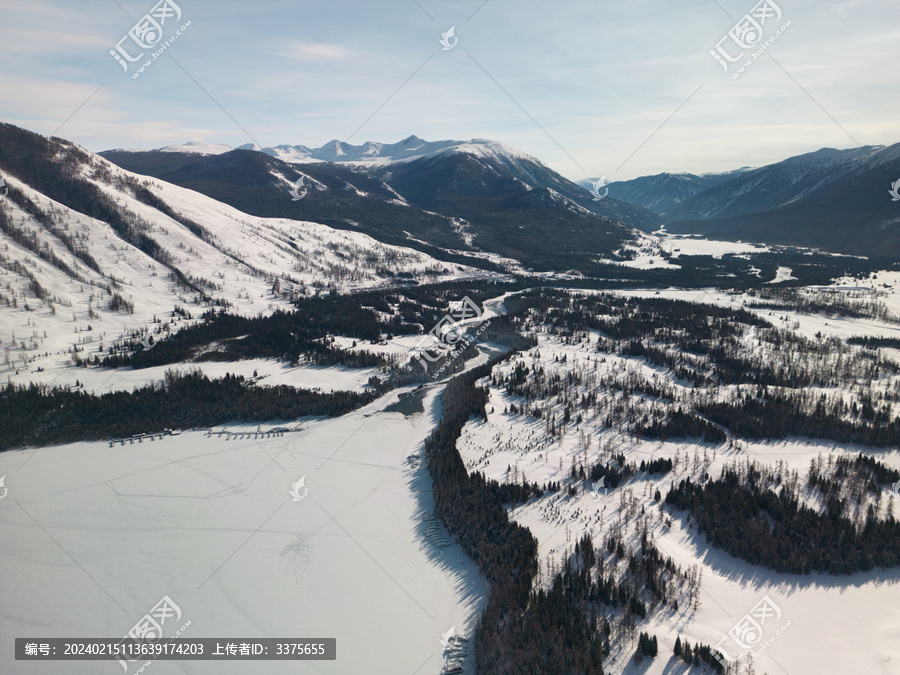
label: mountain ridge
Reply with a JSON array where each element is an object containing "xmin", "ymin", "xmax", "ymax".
[
  {"xmin": 101, "ymin": 137, "xmax": 658, "ymax": 274},
  {"xmin": 108, "ymin": 135, "xmax": 547, "ymax": 168},
  {"xmin": 584, "ymin": 143, "xmax": 900, "ymax": 258}
]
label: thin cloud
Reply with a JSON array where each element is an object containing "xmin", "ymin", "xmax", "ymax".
[{"xmin": 274, "ymin": 41, "xmax": 353, "ymax": 62}]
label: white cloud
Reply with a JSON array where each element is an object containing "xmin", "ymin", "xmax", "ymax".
[
  {"xmin": 273, "ymin": 41, "xmax": 353, "ymax": 62},
  {"xmin": 0, "ymin": 0, "xmax": 895, "ymax": 177}
]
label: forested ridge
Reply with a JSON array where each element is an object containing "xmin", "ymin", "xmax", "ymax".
[
  {"xmin": 0, "ymin": 369, "xmax": 377, "ymax": 450},
  {"xmin": 666, "ymin": 458, "xmax": 900, "ymax": 574},
  {"xmin": 504, "ymin": 289, "xmax": 900, "ymax": 449}
]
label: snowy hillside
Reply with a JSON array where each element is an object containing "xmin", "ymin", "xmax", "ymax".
[{"xmin": 0, "ymin": 129, "xmax": 483, "ymax": 385}]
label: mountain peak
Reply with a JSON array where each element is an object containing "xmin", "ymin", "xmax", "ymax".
[
  {"xmin": 120, "ymin": 135, "xmax": 542, "ymax": 168},
  {"xmin": 158, "ymin": 141, "xmax": 234, "ymax": 155}
]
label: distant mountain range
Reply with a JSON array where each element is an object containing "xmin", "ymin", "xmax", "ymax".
[
  {"xmin": 131, "ymin": 135, "xmax": 553, "ymax": 167},
  {"xmin": 578, "ymin": 170, "xmax": 751, "ymax": 216},
  {"xmin": 101, "ymin": 136, "xmax": 659, "ymax": 274},
  {"xmin": 590, "ymin": 144, "xmax": 900, "ymax": 259}
]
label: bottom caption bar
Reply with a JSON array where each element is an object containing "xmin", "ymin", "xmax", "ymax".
[{"xmin": 16, "ymin": 639, "xmax": 336, "ymax": 660}]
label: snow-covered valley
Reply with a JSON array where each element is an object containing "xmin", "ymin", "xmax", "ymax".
[{"xmin": 2, "ymin": 121, "xmax": 900, "ymax": 675}]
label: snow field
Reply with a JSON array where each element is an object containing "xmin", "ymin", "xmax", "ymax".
[{"xmin": 0, "ymin": 386, "xmax": 486, "ymax": 674}]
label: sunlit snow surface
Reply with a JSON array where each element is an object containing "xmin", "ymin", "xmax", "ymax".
[{"xmin": 0, "ymin": 386, "xmax": 486, "ymax": 674}]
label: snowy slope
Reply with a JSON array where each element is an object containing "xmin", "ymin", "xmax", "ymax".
[{"xmin": 0, "ymin": 147, "xmax": 480, "ymax": 384}]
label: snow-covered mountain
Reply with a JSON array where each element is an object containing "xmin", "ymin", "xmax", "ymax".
[
  {"xmin": 135, "ymin": 135, "xmax": 546, "ymax": 168},
  {"xmin": 102, "ymin": 137, "xmax": 659, "ymax": 274},
  {"xmin": 0, "ymin": 123, "xmax": 482, "ymax": 382},
  {"xmin": 263, "ymin": 135, "xmax": 548, "ymax": 167}
]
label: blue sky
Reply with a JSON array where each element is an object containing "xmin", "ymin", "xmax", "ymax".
[{"xmin": 1, "ymin": 0, "xmax": 897, "ymax": 180}]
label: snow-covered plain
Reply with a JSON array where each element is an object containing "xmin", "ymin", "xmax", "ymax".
[
  {"xmin": 659, "ymin": 234, "xmax": 769, "ymax": 259},
  {"xmin": 0, "ymin": 384, "xmax": 487, "ymax": 674},
  {"xmin": 596, "ymin": 232, "xmax": 775, "ymax": 271}
]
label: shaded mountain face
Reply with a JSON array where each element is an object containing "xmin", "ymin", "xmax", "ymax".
[
  {"xmin": 102, "ymin": 140, "xmax": 654, "ymax": 274},
  {"xmin": 665, "ymin": 146, "xmax": 887, "ymax": 222},
  {"xmin": 101, "ymin": 147, "xmax": 224, "ymax": 176},
  {"xmin": 662, "ymin": 144, "xmax": 900, "ymax": 260},
  {"xmin": 376, "ymin": 145, "xmax": 659, "ymax": 227},
  {"xmin": 665, "ymin": 156, "xmax": 900, "ymax": 260},
  {"xmin": 580, "ymin": 171, "xmax": 748, "ymax": 218},
  {"xmin": 370, "ymin": 150, "xmax": 656, "ymax": 272},
  {"xmin": 580, "ymin": 143, "xmax": 900, "ymax": 260}
]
